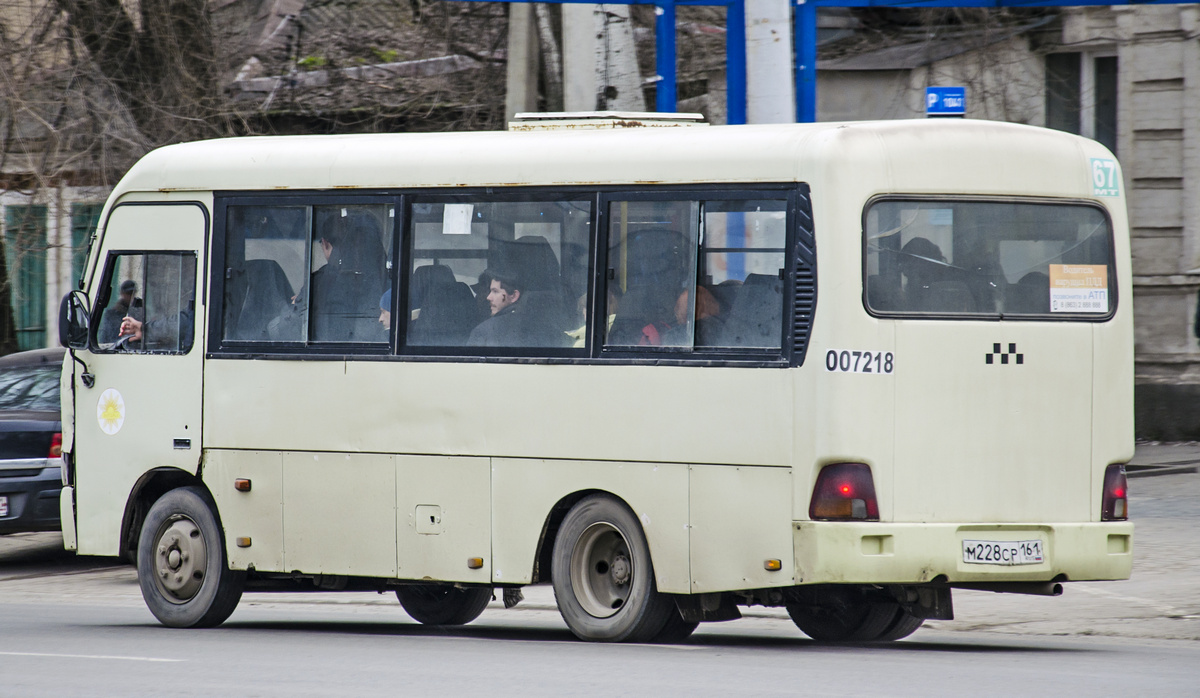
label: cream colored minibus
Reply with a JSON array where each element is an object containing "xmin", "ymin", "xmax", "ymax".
[{"xmin": 57, "ymin": 116, "xmax": 1134, "ymax": 642}]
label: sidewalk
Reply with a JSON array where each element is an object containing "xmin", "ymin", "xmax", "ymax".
[{"xmin": 1129, "ymin": 441, "xmax": 1200, "ymax": 477}]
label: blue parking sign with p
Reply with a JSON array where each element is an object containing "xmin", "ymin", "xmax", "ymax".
[{"xmin": 926, "ymin": 87, "xmax": 966, "ymax": 117}]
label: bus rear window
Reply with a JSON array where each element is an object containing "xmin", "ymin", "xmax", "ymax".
[{"xmin": 864, "ymin": 200, "xmax": 1113, "ymax": 318}]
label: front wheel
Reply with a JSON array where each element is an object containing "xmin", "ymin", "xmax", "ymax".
[
  {"xmin": 395, "ymin": 584, "xmax": 492, "ymax": 625},
  {"xmin": 552, "ymin": 494, "xmax": 674, "ymax": 642},
  {"xmin": 137, "ymin": 486, "xmax": 245, "ymax": 628}
]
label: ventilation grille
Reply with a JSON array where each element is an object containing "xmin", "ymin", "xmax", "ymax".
[{"xmin": 792, "ymin": 191, "xmax": 817, "ymax": 367}]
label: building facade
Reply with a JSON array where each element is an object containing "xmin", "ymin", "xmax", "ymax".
[
  {"xmin": 816, "ymin": 6, "xmax": 1200, "ymax": 438},
  {"xmin": 0, "ymin": 187, "xmax": 106, "ymax": 350}
]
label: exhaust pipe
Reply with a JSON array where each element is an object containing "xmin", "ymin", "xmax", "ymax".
[{"xmin": 950, "ymin": 581, "xmax": 1063, "ymax": 597}]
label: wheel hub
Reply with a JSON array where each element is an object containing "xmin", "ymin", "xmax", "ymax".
[
  {"xmin": 570, "ymin": 522, "xmax": 634, "ymax": 619},
  {"xmin": 154, "ymin": 517, "xmax": 207, "ymax": 603},
  {"xmin": 610, "ymin": 554, "xmax": 631, "ymax": 586}
]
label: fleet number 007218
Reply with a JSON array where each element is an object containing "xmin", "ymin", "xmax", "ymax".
[{"xmin": 825, "ymin": 350, "xmax": 894, "ymax": 374}]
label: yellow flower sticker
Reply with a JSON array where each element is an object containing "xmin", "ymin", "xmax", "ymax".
[{"xmin": 97, "ymin": 388, "xmax": 125, "ymax": 435}]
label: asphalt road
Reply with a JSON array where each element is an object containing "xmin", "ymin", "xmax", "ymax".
[
  {"xmin": 1, "ymin": 600, "xmax": 1198, "ymax": 698},
  {"xmin": 1, "ymin": 451, "xmax": 1197, "ymax": 696}
]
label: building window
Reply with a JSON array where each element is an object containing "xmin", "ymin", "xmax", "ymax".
[
  {"xmin": 1046, "ymin": 52, "xmax": 1118, "ymax": 155},
  {"xmin": 3, "ymin": 205, "xmax": 48, "ymax": 350},
  {"xmin": 70, "ymin": 203, "xmax": 103, "ymax": 284}
]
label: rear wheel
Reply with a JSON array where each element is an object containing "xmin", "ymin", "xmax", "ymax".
[
  {"xmin": 137, "ymin": 486, "xmax": 244, "ymax": 628},
  {"xmin": 395, "ymin": 584, "xmax": 492, "ymax": 625},
  {"xmin": 876, "ymin": 608, "xmax": 924, "ymax": 641},
  {"xmin": 552, "ymin": 494, "xmax": 673, "ymax": 642},
  {"xmin": 785, "ymin": 586, "xmax": 896, "ymax": 642}
]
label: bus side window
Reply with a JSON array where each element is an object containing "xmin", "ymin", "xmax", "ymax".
[
  {"xmin": 406, "ymin": 199, "xmax": 590, "ymax": 351},
  {"xmin": 223, "ymin": 204, "xmax": 394, "ymax": 345},
  {"xmin": 307, "ymin": 205, "xmax": 390, "ymax": 343},
  {"xmin": 94, "ymin": 252, "xmax": 196, "ymax": 354},
  {"xmin": 603, "ymin": 198, "xmax": 786, "ymax": 351},
  {"xmin": 700, "ymin": 200, "xmax": 786, "ymax": 349},
  {"xmin": 604, "ymin": 201, "xmax": 699, "ymax": 348},
  {"xmin": 223, "ymin": 206, "xmax": 307, "ymax": 342}
]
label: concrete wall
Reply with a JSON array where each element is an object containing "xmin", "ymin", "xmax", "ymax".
[
  {"xmin": 1073, "ymin": 6, "xmax": 1200, "ymax": 439},
  {"xmin": 818, "ymin": 71, "xmax": 918, "ymax": 121},
  {"xmin": 818, "ymin": 34, "xmax": 1045, "ymax": 124}
]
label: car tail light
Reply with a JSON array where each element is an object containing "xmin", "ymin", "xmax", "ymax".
[
  {"xmin": 1101, "ymin": 464, "xmax": 1128, "ymax": 521},
  {"xmin": 49, "ymin": 432, "xmax": 62, "ymax": 459},
  {"xmin": 809, "ymin": 463, "xmax": 880, "ymax": 520}
]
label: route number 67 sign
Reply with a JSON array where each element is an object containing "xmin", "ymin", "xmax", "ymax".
[{"xmin": 1091, "ymin": 158, "xmax": 1120, "ymax": 197}]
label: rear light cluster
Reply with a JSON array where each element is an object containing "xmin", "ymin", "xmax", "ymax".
[
  {"xmin": 49, "ymin": 432, "xmax": 62, "ymax": 459},
  {"xmin": 1101, "ymin": 464, "xmax": 1128, "ymax": 521},
  {"xmin": 809, "ymin": 463, "xmax": 879, "ymax": 521}
]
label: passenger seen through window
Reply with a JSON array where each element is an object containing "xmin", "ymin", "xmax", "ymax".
[
  {"xmin": 221, "ymin": 204, "xmax": 393, "ymax": 344},
  {"xmin": 603, "ymin": 198, "xmax": 786, "ymax": 350},
  {"xmin": 407, "ymin": 199, "xmax": 591, "ymax": 350}
]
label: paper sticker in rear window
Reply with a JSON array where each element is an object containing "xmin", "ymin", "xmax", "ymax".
[{"xmin": 1049, "ymin": 264, "xmax": 1108, "ymax": 313}]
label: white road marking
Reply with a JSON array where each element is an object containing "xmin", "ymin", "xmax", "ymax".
[{"xmin": 0, "ymin": 651, "xmax": 182, "ymax": 663}]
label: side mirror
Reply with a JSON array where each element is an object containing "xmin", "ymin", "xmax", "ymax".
[{"xmin": 58, "ymin": 291, "xmax": 90, "ymax": 350}]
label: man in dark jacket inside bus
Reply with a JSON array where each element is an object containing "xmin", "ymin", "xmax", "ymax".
[{"xmin": 467, "ymin": 270, "xmax": 527, "ymax": 347}]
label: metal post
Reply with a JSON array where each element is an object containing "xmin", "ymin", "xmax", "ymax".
[
  {"xmin": 726, "ymin": 0, "xmax": 747, "ymax": 124},
  {"xmin": 793, "ymin": 0, "xmax": 817, "ymax": 122},
  {"xmin": 655, "ymin": 1, "xmax": 677, "ymax": 112}
]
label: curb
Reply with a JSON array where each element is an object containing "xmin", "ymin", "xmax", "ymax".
[{"xmin": 1126, "ymin": 463, "xmax": 1199, "ymax": 478}]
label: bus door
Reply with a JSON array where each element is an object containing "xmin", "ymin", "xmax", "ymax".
[{"xmin": 73, "ymin": 203, "xmax": 207, "ymax": 553}]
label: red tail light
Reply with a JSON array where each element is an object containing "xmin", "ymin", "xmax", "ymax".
[
  {"xmin": 49, "ymin": 432, "xmax": 62, "ymax": 459},
  {"xmin": 1101, "ymin": 464, "xmax": 1128, "ymax": 521},
  {"xmin": 810, "ymin": 463, "xmax": 880, "ymax": 520}
]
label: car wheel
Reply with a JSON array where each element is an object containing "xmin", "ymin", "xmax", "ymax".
[
  {"xmin": 137, "ymin": 486, "xmax": 244, "ymax": 628},
  {"xmin": 395, "ymin": 584, "xmax": 492, "ymax": 625},
  {"xmin": 552, "ymin": 494, "xmax": 673, "ymax": 642},
  {"xmin": 785, "ymin": 586, "xmax": 897, "ymax": 642}
]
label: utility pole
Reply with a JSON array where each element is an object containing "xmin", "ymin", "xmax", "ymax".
[
  {"xmin": 562, "ymin": 4, "xmax": 645, "ymax": 111},
  {"xmin": 505, "ymin": 3, "xmax": 541, "ymax": 122},
  {"xmin": 745, "ymin": 0, "xmax": 795, "ymax": 123}
]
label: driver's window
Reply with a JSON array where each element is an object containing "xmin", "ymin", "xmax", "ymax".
[{"xmin": 94, "ymin": 252, "xmax": 197, "ymax": 353}]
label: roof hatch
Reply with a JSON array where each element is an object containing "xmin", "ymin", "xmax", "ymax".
[{"xmin": 508, "ymin": 111, "xmax": 707, "ymax": 131}]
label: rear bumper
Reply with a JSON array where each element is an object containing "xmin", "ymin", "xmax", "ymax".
[
  {"xmin": 794, "ymin": 521, "xmax": 1134, "ymax": 584},
  {"xmin": 0, "ymin": 458, "xmax": 62, "ymax": 533}
]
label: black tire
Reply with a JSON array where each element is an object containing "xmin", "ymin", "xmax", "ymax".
[
  {"xmin": 137, "ymin": 486, "xmax": 245, "ymax": 628},
  {"xmin": 650, "ymin": 605, "xmax": 700, "ymax": 644},
  {"xmin": 785, "ymin": 586, "xmax": 896, "ymax": 642},
  {"xmin": 396, "ymin": 584, "xmax": 492, "ymax": 625},
  {"xmin": 552, "ymin": 494, "xmax": 674, "ymax": 642},
  {"xmin": 875, "ymin": 608, "xmax": 924, "ymax": 641}
]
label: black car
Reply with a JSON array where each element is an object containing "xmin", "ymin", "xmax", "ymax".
[{"xmin": 0, "ymin": 348, "xmax": 64, "ymax": 533}]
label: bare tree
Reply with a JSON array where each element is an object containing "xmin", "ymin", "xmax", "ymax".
[{"xmin": 51, "ymin": 0, "xmax": 229, "ymax": 146}]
